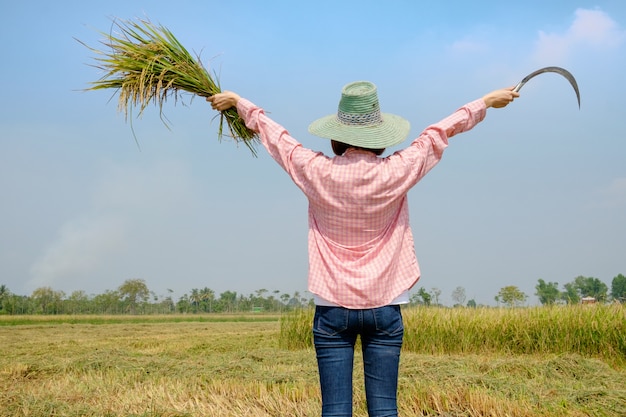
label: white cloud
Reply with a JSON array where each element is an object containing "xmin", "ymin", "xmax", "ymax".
[{"xmin": 534, "ymin": 8, "xmax": 626, "ymax": 63}]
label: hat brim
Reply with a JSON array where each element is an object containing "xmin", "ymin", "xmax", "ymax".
[{"xmin": 308, "ymin": 113, "xmax": 410, "ymax": 149}]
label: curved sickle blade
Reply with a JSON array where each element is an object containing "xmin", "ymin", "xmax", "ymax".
[{"xmin": 513, "ymin": 66, "xmax": 580, "ymax": 108}]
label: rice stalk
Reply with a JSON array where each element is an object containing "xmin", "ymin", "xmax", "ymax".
[{"xmin": 77, "ymin": 17, "xmax": 258, "ymax": 156}]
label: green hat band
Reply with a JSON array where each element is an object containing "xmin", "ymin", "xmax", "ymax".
[{"xmin": 337, "ymin": 108, "xmax": 382, "ymax": 126}]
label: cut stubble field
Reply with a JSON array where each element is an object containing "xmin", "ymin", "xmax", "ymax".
[{"xmin": 1, "ymin": 308, "xmax": 625, "ymax": 417}]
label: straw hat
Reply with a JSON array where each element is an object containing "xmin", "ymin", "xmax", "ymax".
[{"xmin": 308, "ymin": 81, "xmax": 410, "ymax": 149}]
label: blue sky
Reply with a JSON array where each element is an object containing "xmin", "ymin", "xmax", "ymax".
[{"xmin": 1, "ymin": 0, "xmax": 625, "ymax": 306}]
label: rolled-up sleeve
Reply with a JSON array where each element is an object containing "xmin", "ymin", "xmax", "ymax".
[
  {"xmin": 237, "ymin": 98, "xmax": 324, "ymax": 190},
  {"xmin": 389, "ymin": 98, "xmax": 487, "ymax": 188}
]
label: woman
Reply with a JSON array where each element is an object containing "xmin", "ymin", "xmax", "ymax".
[{"xmin": 208, "ymin": 81, "xmax": 518, "ymax": 417}]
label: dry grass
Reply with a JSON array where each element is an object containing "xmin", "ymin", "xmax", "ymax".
[
  {"xmin": 1, "ymin": 315, "xmax": 625, "ymax": 416},
  {"xmin": 1, "ymin": 320, "xmax": 318, "ymax": 416}
]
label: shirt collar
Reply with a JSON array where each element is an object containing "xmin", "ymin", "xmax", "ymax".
[{"xmin": 344, "ymin": 148, "xmax": 379, "ymax": 157}]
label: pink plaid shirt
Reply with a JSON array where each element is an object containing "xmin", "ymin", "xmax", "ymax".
[{"xmin": 237, "ymin": 98, "xmax": 487, "ymax": 308}]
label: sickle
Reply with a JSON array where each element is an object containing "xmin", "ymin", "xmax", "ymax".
[{"xmin": 513, "ymin": 66, "xmax": 580, "ymax": 108}]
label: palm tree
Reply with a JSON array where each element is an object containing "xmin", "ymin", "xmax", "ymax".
[
  {"xmin": 189, "ymin": 289, "xmax": 202, "ymax": 313},
  {"xmin": 200, "ymin": 287, "xmax": 215, "ymax": 313}
]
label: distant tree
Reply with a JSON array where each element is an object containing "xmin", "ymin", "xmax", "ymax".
[
  {"xmin": 272, "ymin": 290, "xmax": 282, "ymax": 310},
  {"xmin": 67, "ymin": 290, "xmax": 90, "ymax": 314},
  {"xmin": 189, "ymin": 288, "xmax": 202, "ymax": 312},
  {"xmin": 431, "ymin": 287, "xmax": 442, "ymax": 306},
  {"xmin": 419, "ymin": 288, "xmax": 432, "ymax": 306},
  {"xmin": 92, "ymin": 290, "xmax": 121, "ymax": 314},
  {"xmin": 200, "ymin": 287, "xmax": 215, "ymax": 313},
  {"xmin": 572, "ymin": 275, "xmax": 608, "ymax": 303},
  {"xmin": 291, "ymin": 291, "xmax": 306, "ymax": 308},
  {"xmin": 31, "ymin": 287, "xmax": 65, "ymax": 314},
  {"xmin": 466, "ymin": 299, "xmax": 477, "ymax": 308},
  {"xmin": 177, "ymin": 293, "xmax": 192, "ymax": 313},
  {"xmin": 237, "ymin": 294, "xmax": 252, "ymax": 312},
  {"xmin": 118, "ymin": 279, "xmax": 149, "ymax": 314},
  {"xmin": 161, "ymin": 289, "xmax": 175, "ymax": 313},
  {"xmin": 217, "ymin": 291, "xmax": 238, "ymax": 312},
  {"xmin": 451, "ymin": 286, "xmax": 466, "ymax": 307},
  {"xmin": 0, "ymin": 284, "xmax": 9, "ymax": 312},
  {"xmin": 495, "ymin": 286, "xmax": 527, "ymax": 307},
  {"xmin": 561, "ymin": 282, "xmax": 580, "ymax": 305},
  {"xmin": 410, "ymin": 287, "xmax": 432, "ymax": 306},
  {"xmin": 535, "ymin": 279, "xmax": 560, "ymax": 305},
  {"xmin": 610, "ymin": 274, "xmax": 626, "ymax": 303},
  {"xmin": 2, "ymin": 293, "xmax": 30, "ymax": 314},
  {"xmin": 250, "ymin": 289, "xmax": 269, "ymax": 311}
]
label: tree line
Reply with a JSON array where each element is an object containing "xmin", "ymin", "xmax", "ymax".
[
  {"xmin": 0, "ymin": 274, "xmax": 624, "ymax": 315},
  {"xmin": 404, "ymin": 274, "xmax": 625, "ymax": 307},
  {"xmin": 0, "ymin": 280, "xmax": 312, "ymax": 315}
]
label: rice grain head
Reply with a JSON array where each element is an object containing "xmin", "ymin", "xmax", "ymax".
[{"xmin": 78, "ymin": 17, "xmax": 259, "ymax": 155}]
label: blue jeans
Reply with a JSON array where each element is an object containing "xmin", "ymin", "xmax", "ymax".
[{"xmin": 313, "ymin": 305, "xmax": 404, "ymax": 417}]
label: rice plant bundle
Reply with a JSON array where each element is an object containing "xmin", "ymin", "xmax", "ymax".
[{"xmin": 79, "ymin": 18, "xmax": 258, "ymax": 155}]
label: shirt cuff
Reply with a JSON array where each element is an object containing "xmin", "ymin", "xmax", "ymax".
[
  {"xmin": 236, "ymin": 98, "xmax": 255, "ymax": 116},
  {"xmin": 468, "ymin": 98, "xmax": 487, "ymax": 112}
]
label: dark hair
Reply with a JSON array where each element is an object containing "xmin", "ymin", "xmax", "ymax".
[{"xmin": 331, "ymin": 140, "xmax": 385, "ymax": 156}]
